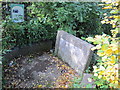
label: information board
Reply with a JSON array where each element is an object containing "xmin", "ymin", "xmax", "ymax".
[{"xmin": 11, "ymin": 4, "xmax": 24, "ymax": 22}]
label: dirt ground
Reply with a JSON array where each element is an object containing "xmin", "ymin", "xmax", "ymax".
[{"xmin": 3, "ymin": 52, "xmax": 79, "ymax": 88}]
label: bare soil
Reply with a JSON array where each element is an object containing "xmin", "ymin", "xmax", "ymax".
[{"xmin": 3, "ymin": 52, "xmax": 79, "ymax": 88}]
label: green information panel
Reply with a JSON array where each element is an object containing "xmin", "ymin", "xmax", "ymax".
[{"xmin": 11, "ymin": 4, "xmax": 24, "ymax": 22}]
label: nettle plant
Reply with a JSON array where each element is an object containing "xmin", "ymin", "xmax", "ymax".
[{"xmin": 86, "ymin": 0, "xmax": 120, "ymax": 88}]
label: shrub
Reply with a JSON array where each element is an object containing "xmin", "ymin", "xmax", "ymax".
[
  {"xmin": 86, "ymin": 0, "xmax": 120, "ymax": 88},
  {"xmin": 2, "ymin": 2, "xmax": 111, "ymax": 53},
  {"xmin": 27, "ymin": 2, "xmax": 111, "ymax": 37}
]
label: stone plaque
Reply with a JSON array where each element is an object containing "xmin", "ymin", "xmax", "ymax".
[{"xmin": 55, "ymin": 30, "xmax": 94, "ymax": 74}]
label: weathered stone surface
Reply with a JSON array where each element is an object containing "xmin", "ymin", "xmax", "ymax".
[
  {"xmin": 80, "ymin": 73, "xmax": 96, "ymax": 88},
  {"xmin": 55, "ymin": 30, "xmax": 94, "ymax": 74}
]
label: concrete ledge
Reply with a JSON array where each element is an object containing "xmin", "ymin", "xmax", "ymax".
[{"xmin": 3, "ymin": 41, "xmax": 52, "ymax": 61}]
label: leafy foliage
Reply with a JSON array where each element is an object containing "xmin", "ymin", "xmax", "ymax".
[
  {"xmin": 2, "ymin": 18, "xmax": 56, "ymax": 53},
  {"xmin": 2, "ymin": 2, "xmax": 111, "ymax": 54},
  {"xmin": 27, "ymin": 2, "xmax": 110, "ymax": 37},
  {"xmin": 86, "ymin": 0, "xmax": 120, "ymax": 88},
  {"xmin": 69, "ymin": 77, "xmax": 82, "ymax": 88}
]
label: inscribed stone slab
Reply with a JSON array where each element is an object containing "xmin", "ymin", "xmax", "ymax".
[{"xmin": 55, "ymin": 30, "xmax": 94, "ymax": 74}]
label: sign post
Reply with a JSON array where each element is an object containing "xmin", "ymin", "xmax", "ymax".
[{"xmin": 11, "ymin": 4, "xmax": 24, "ymax": 22}]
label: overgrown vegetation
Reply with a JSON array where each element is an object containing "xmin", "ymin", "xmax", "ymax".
[
  {"xmin": 86, "ymin": 0, "xmax": 119, "ymax": 88},
  {"xmin": 2, "ymin": 2, "xmax": 111, "ymax": 54},
  {"xmin": 2, "ymin": 2, "xmax": 117, "ymax": 89}
]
